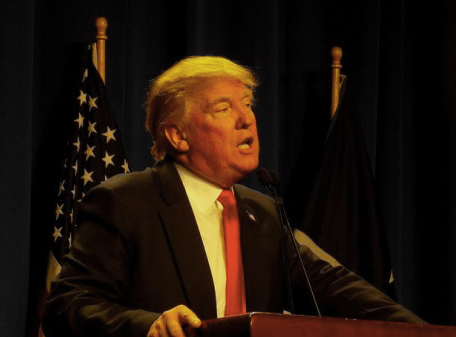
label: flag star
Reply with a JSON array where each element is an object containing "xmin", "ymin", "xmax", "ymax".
[
  {"xmin": 55, "ymin": 203, "xmax": 64, "ymax": 220},
  {"xmin": 68, "ymin": 232, "xmax": 72, "ymax": 249},
  {"xmin": 82, "ymin": 68, "xmax": 88, "ymax": 82},
  {"xmin": 58, "ymin": 180, "xmax": 65, "ymax": 196},
  {"xmin": 121, "ymin": 159, "xmax": 130, "ymax": 173},
  {"xmin": 84, "ymin": 144, "xmax": 96, "ymax": 160},
  {"xmin": 72, "ymin": 160, "xmax": 78, "ymax": 175},
  {"xmin": 77, "ymin": 90, "xmax": 87, "ymax": 105},
  {"xmin": 81, "ymin": 169, "xmax": 94, "ymax": 186},
  {"xmin": 102, "ymin": 126, "xmax": 116, "ymax": 143},
  {"xmin": 87, "ymin": 121, "xmax": 97, "ymax": 136},
  {"xmin": 63, "ymin": 158, "xmax": 67, "ymax": 168},
  {"xmin": 88, "ymin": 96, "xmax": 98, "ymax": 111},
  {"xmin": 74, "ymin": 113, "xmax": 84, "ymax": 128},
  {"xmin": 53, "ymin": 226, "xmax": 63, "ymax": 242},
  {"xmin": 77, "ymin": 192, "xmax": 86, "ymax": 203},
  {"xmin": 71, "ymin": 185, "xmax": 76, "ymax": 199},
  {"xmin": 102, "ymin": 151, "xmax": 115, "ymax": 168},
  {"xmin": 73, "ymin": 137, "xmax": 81, "ymax": 152}
]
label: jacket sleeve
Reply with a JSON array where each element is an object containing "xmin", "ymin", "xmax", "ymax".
[
  {"xmin": 290, "ymin": 230, "xmax": 426, "ymax": 323},
  {"xmin": 43, "ymin": 184, "xmax": 159, "ymax": 337}
]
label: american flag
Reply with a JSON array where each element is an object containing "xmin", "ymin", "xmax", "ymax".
[{"xmin": 39, "ymin": 45, "xmax": 129, "ymax": 336}]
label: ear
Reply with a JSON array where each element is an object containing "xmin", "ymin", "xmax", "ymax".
[{"xmin": 164, "ymin": 124, "xmax": 189, "ymax": 153}]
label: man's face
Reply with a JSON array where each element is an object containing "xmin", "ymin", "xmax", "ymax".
[{"xmin": 179, "ymin": 77, "xmax": 260, "ymax": 188}]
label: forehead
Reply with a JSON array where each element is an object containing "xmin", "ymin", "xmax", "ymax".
[{"xmin": 191, "ymin": 77, "xmax": 253, "ymax": 102}]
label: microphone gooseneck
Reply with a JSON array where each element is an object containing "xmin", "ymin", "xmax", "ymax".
[{"xmin": 257, "ymin": 168, "xmax": 321, "ymax": 317}]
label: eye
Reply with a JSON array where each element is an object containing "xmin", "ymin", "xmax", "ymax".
[
  {"xmin": 243, "ymin": 98, "xmax": 254, "ymax": 110},
  {"xmin": 216, "ymin": 106, "xmax": 230, "ymax": 113},
  {"xmin": 246, "ymin": 102, "xmax": 255, "ymax": 111}
]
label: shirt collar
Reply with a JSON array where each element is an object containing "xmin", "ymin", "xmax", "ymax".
[{"xmin": 175, "ymin": 163, "xmax": 230, "ymax": 214}]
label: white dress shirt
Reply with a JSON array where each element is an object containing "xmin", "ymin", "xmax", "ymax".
[{"xmin": 175, "ymin": 163, "xmax": 227, "ymax": 317}]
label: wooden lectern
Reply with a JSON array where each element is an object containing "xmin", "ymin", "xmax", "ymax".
[{"xmin": 185, "ymin": 313, "xmax": 456, "ymax": 337}]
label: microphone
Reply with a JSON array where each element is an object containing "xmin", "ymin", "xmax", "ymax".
[
  {"xmin": 256, "ymin": 168, "xmax": 294, "ymax": 314},
  {"xmin": 256, "ymin": 168, "xmax": 273, "ymax": 189},
  {"xmin": 268, "ymin": 171, "xmax": 280, "ymax": 192},
  {"xmin": 257, "ymin": 168, "xmax": 321, "ymax": 317}
]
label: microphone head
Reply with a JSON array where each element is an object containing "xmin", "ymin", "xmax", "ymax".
[
  {"xmin": 256, "ymin": 168, "xmax": 273, "ymax": 187},
  {"xmin": 269, "ymin": 171, "xmax": 280, "ymax": 185},
  {"xmin": 268, "ymin": 171, "xmax": 280, "ymax": 192}
]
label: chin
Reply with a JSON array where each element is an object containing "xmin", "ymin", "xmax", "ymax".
[
  {"xmin": 239, "ymin": 161, "xmax": 259, "ymax": 177},
  {"xmin": 228, "ymin": 155, "xmax": 259, "ymax": 182}
]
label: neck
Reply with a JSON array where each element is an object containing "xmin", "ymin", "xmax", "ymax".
[{"xmin": 172, "ymin": 157, "xmax": 237, "ymax": 189}]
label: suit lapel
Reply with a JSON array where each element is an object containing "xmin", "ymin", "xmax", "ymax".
[
  {"xmin": 156, "ymin": 161, "xmax": 217, "ymax": 319},
  {"xmin": 235, "ymin": 185, "xmax": 279, "ymax": 313}
]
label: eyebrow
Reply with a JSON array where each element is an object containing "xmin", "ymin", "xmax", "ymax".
[
  {"xmin": 208, "ymin": 96, "xmax": 233, "ymax": 107},
  {"xmin": 205, "ymin": 93, "xmax": 253, "ymax": 109}
]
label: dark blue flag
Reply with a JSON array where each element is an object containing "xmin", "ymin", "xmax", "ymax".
[{"xmin": 298, "ymin": 82, "xmax": 395, "ymax": 296}]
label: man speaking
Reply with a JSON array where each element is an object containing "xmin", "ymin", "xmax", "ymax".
[{"xmin": 44, "ymin": 56, "xmax": 424, "ymax": 337}]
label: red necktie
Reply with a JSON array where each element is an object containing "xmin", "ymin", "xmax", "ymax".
[{"xmin": 218, "ymin": 189, "xmax": 246, "ymax": 316}]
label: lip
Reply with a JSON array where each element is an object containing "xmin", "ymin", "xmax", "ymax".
[
  {"xmin": 237, "ymin": 137, "xmax": 256, "ymax": 153},
  {"xmin": 238, "ymin": 135, "xmax": 253, "ymax": 145}
]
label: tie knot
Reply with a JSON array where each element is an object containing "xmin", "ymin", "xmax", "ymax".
[{"xmin": 217, "ymin": 189, "xmax": 236, "ymax": 207}]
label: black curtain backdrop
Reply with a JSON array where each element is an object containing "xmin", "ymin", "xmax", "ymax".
[{"xmin": 1, "ymin": 1, "xmax": 455, "ymax": 336}]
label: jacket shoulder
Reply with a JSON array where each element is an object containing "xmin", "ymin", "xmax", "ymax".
[
  {"xmin": 234, "ymin": 184, "xmax": 276, "ymax": 216},
  {"xmin": 235, "ymin": 183, "xmax": 273, "ymax": 202},
  {"xmin": 97, "ymin": 167, "xmax": 157, "ymax": 194},
  {"xmin": 76, "ymin": 167, "xmax": 160, "ymax": 232}
]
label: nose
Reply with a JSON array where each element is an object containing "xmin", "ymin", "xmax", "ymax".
[{"xmin": 235, "ymin": 104, "xmax": 255, "ymax": 129}]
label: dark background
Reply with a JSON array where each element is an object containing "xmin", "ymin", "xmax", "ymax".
[{"xmin": 1, "ymin": 1, "xmax": 455, "ymax": 336}]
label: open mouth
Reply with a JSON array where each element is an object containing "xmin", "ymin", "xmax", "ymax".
[{"xmin": 238, "ymin": 137, "xmax": 253, "ymax": 150}]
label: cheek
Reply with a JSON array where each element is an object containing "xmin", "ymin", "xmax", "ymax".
[
  {"xmin": 202, "ymin": 125, "xmax": 232, "ymax": 146},
  {"xmin": 193, "ymin": 129, "xmax": 227, "ymax": 158}
]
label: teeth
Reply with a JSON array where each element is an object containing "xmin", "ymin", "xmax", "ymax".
[{"xmin": 238, "ymin": 143, "xmax": 250, "ymax": 150}]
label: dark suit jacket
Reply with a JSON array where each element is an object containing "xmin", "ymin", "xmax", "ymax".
[{"xmin": 44, "ymin": 161, "xmax": 424, "ymax": 337}]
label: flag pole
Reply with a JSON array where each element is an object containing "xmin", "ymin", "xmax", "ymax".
[
  {"xmin": 330, "ymin": 46, "xmax": 342, "ymax": 118},
  {"xmin": 95, "ymin": 17, "xmax": 107, "ymax": 83}
]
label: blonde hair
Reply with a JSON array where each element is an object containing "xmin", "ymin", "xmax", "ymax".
[{"xmin": 145, "ymin": 56, "xmax": 258, "ymax": 161}]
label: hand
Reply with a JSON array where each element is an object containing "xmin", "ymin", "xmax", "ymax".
[{"xmin": 147, "ymin": 305, "xmax": 201, "ymax": 337}]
